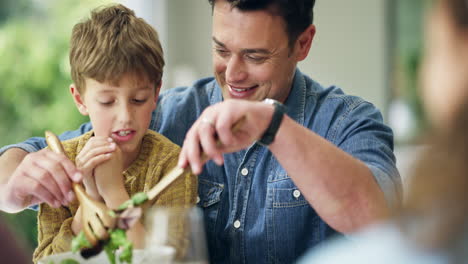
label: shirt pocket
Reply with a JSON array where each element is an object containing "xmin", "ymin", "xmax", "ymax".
[
  {"xmin": 197, "ymin": 178, "xmax": 224, "ymax": 254},
  {"xmin": 266, "ymin": 178, "xmax": 322, "ymax": 263}
]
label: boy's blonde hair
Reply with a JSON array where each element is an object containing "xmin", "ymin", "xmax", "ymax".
[{"xmin": 70, "ymin": 4, "xmax": 164, "ymax": 92}]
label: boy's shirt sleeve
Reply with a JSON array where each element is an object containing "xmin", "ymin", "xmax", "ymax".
[
  {"xmin": 0, "ymin": 122, "xmax": 93, "ymax": 156},
  {"xmin": 33, "ymin": 203, "xmax": 76, "ymax": 262}
]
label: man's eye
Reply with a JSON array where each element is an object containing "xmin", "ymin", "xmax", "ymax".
[
  {"xmin": 246, "ymin": 55, "xmax": 266, "ymax": 63},
  {"xmin": 216, "ymin": 48, "xmax": 229, "ymax": 57}
]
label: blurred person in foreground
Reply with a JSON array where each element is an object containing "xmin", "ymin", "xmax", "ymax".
[
  {"xmin": 298, "ymin": 0, "xmax": 468, "ymax": 263},
  {"xmin": 0, "ymin": 215, "xmax": 30, "ymax": 264}
]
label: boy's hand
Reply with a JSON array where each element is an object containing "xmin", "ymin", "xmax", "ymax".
[
  {"xmin": 94, "ymin": 145, "xmax": 127, "ymax": 209},
  {"xmin": 75, "ymin": 137, "xmax": 116, "ymax": 201},
  {"xmin": 1, "ymin": 148, "xmax": 81, "ymax": 212}
]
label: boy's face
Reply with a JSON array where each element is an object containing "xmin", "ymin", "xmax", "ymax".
[{"xmin": 71, "ymin": 73, "xmax": 159, "ymax": 159}]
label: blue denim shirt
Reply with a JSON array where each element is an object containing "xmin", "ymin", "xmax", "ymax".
[{"xmin": 0, "ymin": 69, "xmax": 401, "ymax": 264}]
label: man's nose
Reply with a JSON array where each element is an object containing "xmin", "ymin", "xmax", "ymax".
[{"xmin": 226, "ymin": 56, "xmax": 247, "ymax": 83}]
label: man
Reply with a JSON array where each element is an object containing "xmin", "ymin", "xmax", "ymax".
[{"xmin": 0, "ymin": 0, "xmax": 401, "ymax": 263}]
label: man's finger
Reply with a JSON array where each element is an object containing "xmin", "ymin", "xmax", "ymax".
[
  {"xmin": 45, "ymin": 150, "xmax": 82, "ymax": 182},
  {"xmin": 38, "ymin": 153, "xmax": 74, "ymax": 203},
  {"xmin": 28, "ymin": 164, "xmax": 66, "ymax": 205},
  {"xmin": 20, "ymin": 177, "xmax": 61, "ymax": 208},
  {"xmin": 184, "ymin": 129, "xmax": 203, "ymax": 174}
]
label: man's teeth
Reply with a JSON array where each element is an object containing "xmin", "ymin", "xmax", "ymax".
[
  {"xmin": 118, "ymin": 131, "xmax": 131, "ymax": 136},
  {"xmin": 231, "ymin": 86, "xmax": 254, "ymax": 92}
]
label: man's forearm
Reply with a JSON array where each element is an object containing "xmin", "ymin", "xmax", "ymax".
[
  {"xmin": 0, "ymin": 148, "xmax": 28, "ymax": 212},
  {"xmin": 269, "ymin": 116, "xmax": 390, "ymax": 233},
  {"xmin": 0, "ymin": 148, "xmax": 27, "ymax": 185}
]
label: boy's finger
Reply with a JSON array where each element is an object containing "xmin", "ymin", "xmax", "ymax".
[
  {"xmin": 76, "ymin": 144, "xmax": 115, "ymax": 167},
  {"xmin": 80, "ymin": 153, "xmax": 112, "ymax": 173}
]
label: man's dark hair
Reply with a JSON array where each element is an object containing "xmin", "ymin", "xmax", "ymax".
[{"xmin": 208, "ymin": 0, "xmax": 315, "ymax": 47}]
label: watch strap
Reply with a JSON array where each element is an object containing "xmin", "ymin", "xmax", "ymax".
[{"xmin": 258, "ymin": 99, "xmax": 287, "ymax": 146}]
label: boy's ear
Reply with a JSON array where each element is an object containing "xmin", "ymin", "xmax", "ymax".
[
  {"xmin": 152, "ymin": 81, "xmax": 162, "ymax": 108},
  {"xmin": 70, "ymin": 84, "xmax": 88, "ymax": 116}
]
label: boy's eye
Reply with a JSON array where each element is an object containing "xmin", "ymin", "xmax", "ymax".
[
  {"xmin": 132, "ymin": 98, "xmax": 147, "ymax": 104},
  {"xmin": 99, "ymin": 101, "xmax": 114, "ymax": 105}
]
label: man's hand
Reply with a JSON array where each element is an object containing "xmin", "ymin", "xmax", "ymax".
[
  {"xmin": 75, "ymin": 136, "xmax": 116, "ymax": 201},
  {"xmin": 178, "ymin": 99, "xmax": 275, "ymax": 174},
  {"xmin": 0, "ymin": 148, "xmax": 82, "ymax": 213}
]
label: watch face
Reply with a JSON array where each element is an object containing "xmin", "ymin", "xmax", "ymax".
[{"xmin": 263, "ymin": 98, "xmax": 277, "ymax": 106}]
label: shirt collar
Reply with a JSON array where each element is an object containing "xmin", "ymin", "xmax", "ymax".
[
  {"xmin": 210, "ymin": 80, "xmax": 223, "ymax": 105},
  {"xmin": 284, "ymin": 68, "xmax": 307, "ymax": 126}
]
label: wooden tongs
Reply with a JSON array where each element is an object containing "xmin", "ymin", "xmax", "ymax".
[{"xmin": 45, "ymin": 131, "xmax": 116, "ymax": 247}]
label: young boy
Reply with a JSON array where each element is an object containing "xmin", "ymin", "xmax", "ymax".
[{"xmin": 33, "ymin": 4, "xmax": 197, "ymax": 262}]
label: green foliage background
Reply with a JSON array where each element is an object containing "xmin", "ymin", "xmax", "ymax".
[{"xmin": 0, "ymin": 0, "xmax": 110, "ymax": 257}]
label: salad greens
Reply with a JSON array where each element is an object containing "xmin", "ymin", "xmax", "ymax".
[
  {"xmin": 71, "ymin": 229, "xmax": 132, "ymax": 264},
  {"xmin": 104, "ymin": 229, "xmax": 133, "ymax": 264},
  {"xmin": 117, "ymin": 192, "xmax": 148, "ymax": 211},
  {"xmin": 71, "ymin": 231, "xmax": 91, "ymax": 253},
  {"xmin": 60, "ymin": 259, "xmax": 80, "ymax": 264},
  {"xmin": 70, "ymin": 192, "xmax": 148, "ymax": 263}
]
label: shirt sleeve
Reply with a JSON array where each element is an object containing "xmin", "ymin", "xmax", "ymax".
[
  {"xmin": 330, "ymin": 100, "xmax": 402, "ymax": 208},
  {"xmin": 33, "ymin": 204, "xmax": 75, "ymax": 262},
  {"xmin": 0, "ymin": 122, "xmax": 93, "ymax": 156}
]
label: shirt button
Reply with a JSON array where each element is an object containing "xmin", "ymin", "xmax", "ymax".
[
  {"xmin": 241, "ymin": 168, "xmax": 249, "ymax": 176},
  {"xmin": 293, "ymin": 189, "xmax": 301, "ymax": 198},
  {"xmin": 196, "ymin": 196, "xmax": 201, "ymax": 204},
  {"xmin": 233, "ymin": 220, "xmax": 241, "ymax": 229}
]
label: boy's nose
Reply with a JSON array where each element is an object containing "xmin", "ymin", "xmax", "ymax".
[{"xmin": 118, "ymin": 104, "xmax": 133, "ymax": 124}]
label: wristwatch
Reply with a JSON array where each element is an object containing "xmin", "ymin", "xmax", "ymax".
[{"xmin": 257, "ymin": 98, "xmax": 287, "ymax": 146}]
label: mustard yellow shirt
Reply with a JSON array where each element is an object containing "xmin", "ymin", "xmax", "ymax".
[{"xmin": 33, "ymin": 130, "xmax": 197, "ymax": 262}]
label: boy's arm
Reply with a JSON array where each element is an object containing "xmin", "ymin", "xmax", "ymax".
[
  {"xmin": 0, "ymin": 122, "xmax": 93, "ymax": 212},
  {"xmin": 33, "ymin": 204, "xmax": 75, "ymax": 262},
  {"xmin": 93, "ymin": 145, "xmax": 146, "ymax": 249}
]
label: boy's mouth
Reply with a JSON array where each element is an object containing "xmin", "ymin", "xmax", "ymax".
[
  {"xmin": 112, "ymin": 129, "xmax": 136, "ymax": 142},
  {"xmin": 117, "ymin": 130, "xmax": 132, "ymax": 136}
]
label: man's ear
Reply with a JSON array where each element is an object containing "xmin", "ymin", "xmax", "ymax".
[
  {"xmin": 70, "ymin": 84, "xmax": 88, "ymax": 116},
  {"xmin": 294, "ymin": 24, "xmax": 316, "ymax": 62}
]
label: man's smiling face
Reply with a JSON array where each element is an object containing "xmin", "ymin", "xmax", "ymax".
[{"xmin": 211, "ymin": 0, "xmax": 298, "ymax": 103}]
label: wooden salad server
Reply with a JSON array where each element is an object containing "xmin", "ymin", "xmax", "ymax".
[
  {"xmin": 140, "ymin": 116, "xmax": 247, "ymax": 207},
  {"xmin": 45, "ymin": 131, "xmax": 116, "ymax": 246}
]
